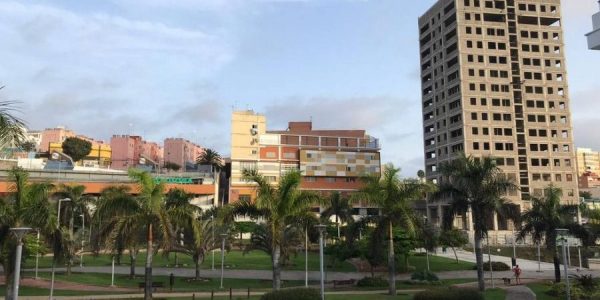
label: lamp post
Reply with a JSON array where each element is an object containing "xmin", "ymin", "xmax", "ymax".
[
  {"xmin": 220, "ymin": 233, "xmax": 227, "ymax": 289},
  {"xmin": 487, "ymin": 236, "xmax": 494, "ymax": 289},
  {"xmin": 80, "ymin": 214, "xmax": 85, "ymax": 268},
  {"xmin": 110, "ymin": 255, "xmax": 116, "ymax": 287},
  {"xmin": 50, "ymin": 198, "xmax": 71, "ymax": 300},
  {"xmin": 537, "ymin": 242, "xmax": 542, "ymax": 272},
  {"xmin": 315, "ymin": 224, "xmax": 327, "ymax": 300},
  {"xmin": 511, "ymin": 227, "xmax": 517, "ymax": 267},
  {"xmin": 10, "ymin": 227, "xmax": 32, "ymax": 300},
  {"xmin": 556, "ymin": 228, "xmax": 570, "ymax": 300},
  {"xmin": 305, "ymin": 226, "xmax": 309, "ymax": 287}
]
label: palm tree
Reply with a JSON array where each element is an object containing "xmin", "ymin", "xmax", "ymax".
[
  {"xmin": 54, "ymin": 184, "xmax": 92, "ymax": 275},
  {"xmin": 320, "ymin": 192, "xmax": 353, "ymax": 240},
  {"xmin": 196, "ymin": 148, "xmax": 224, "ymax": 205},
  {"xmin": 518, "ymin": 185, "xmax": 582, "ymax": 283},
  {"xmin": 435, "ymin": 154, "xmax": 518, "ymax": 292},
  {"xmin": 95, "ymin": 185, "xmax": 144, "ymax": 278},
  {"xmin": 0, "ymin": 87, "xmax": 27, "ymax": 149},
  {"xmin": 224, "ymin": 169, "xmax": 319, "ymax": 290},
  {"xmin": 164, "ymin": 188, "xmax": 215, "ymax": 280},
  {"xmin": 355, "ymin": 164, "xmax": 435, "ymax": 296},
  {"xmin": 0, "ymin": 167, "xmax": 56, "ymax": 300},
  {"xmin": 95, "ymin": 170, "xmax": 174, "ymax": 300}
]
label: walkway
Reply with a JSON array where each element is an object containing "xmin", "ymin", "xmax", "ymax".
[
  {"xmin": 505, "ymin": 285, "xmax": 536, "ymax": 300},
  {"xmin": 436, "ymin": 248, "xmax": 557, "ymax": 271}
]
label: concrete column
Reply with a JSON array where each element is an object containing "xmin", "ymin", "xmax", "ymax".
[{"xmin": 437, "ymin": 205, "xmax": 443, "ymax": 227}]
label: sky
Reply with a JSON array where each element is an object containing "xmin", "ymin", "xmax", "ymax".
[{"xmin": 0, "ymin": 0, "xmax": 599, "ymax": 177}]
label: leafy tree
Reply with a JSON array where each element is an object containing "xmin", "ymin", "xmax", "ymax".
[
  {"xmin": 0, "ymin": 168, "xmax": 57, "ymax": 300},
  {"xmin": 358, "ymin": 228, "xmax": 386, "ymax": 278},
  {"xmin": 20, "ymin": 141, "xmax": 36, "ymax": 152},
  {"xmin": 439, "ymin": 228, "xmax": 469, "ymax": 263},
  {"xmin": 95, "ymin": 170, "xmax": 175, "ymax": 300},
  {"xmin": 163, "ymin": 161, "xmax": 181, "ymax": 172},
  {"xmin": 580, "ymin": 191, "xmax": 593, "ymax": 200},
  {"xmin": 355, "ymin": 164, "xmax": 435, "ymax": 296},
  {"xmin": 224, "ymin": 169, "xmax": 319, "ymax": 290},
  {"xmin": 61, "ymin": 137, "xmax": 92, "ymax": 162},
  {"xmin": 234, "ymin": 221, "xmax": 256, "ymax": 249},
  {"xmin": 434, "ymin": 154, "xmax": 519, "ymax": 291},
  {"xmin": 518, "ymin": 186, "xmax": 584, "ymax": 282},
  {"xmin": 416, "ymin": 221, "xmax": 439, "ymax": 271},
  {"xmin": 320, "ymin": 192, "xmax": 353, "ymax": 240},
  {"xmin": 392, "ymin": 228, "xmax": 418, "ymax": 272}
]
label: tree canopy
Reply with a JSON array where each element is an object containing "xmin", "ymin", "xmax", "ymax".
[{"xmin": 61, "ymin": 137, "xmax": 92, "ymax": 162}]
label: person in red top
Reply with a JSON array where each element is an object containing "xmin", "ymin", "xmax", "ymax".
[{"xmin": 512, "ymin": 264, "xmax": 522, "ymax": 285}]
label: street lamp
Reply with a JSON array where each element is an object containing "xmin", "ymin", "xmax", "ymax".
[
  {"xmin": 10, "ymin": 227, "xmax": 32, "ymax": 300},
  {"xmin": 35, "ymin": 230, "xmax": 40, "ymax": 279},
  {"xmin": 315, "ymin": 224, "xmax": 327, "ymax": 300},
  {"xmin": 50, "ymin": 198, "xmax": 71, "ymax": 300},
  {"xmin": 211, "ymin": 215, "xmax": 215, "ymax": 270},
  {"xmin": 220, "ymin": 233, "xmax": 228, "ymax": 289},
  {"xmin": 556, "ymin": 228, "xmax": 570, "ymax": 300},
  {"xmin": 80, "ymin": 214, "xmax": 85, "ymax": 268}
]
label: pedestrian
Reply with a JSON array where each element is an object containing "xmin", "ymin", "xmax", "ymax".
[
  {"xmin": 169, "ymin": 273, "xmax": 175, "ymax": 291},
  {"xmin": 512, "ymin": 264, "xmax": 522, "ymax": 285}
]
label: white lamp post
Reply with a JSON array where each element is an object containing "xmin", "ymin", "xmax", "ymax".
[
  {"xmin": 211, "ymin": 215, "xmax": 215, "ymax": 270},
  {"xmin": 315, "ymin": 224, "xmax": 327, "ymax": 300},
  {"xmin": 305, "ymin": 226, "xmax": 309, "ymax": 287},
  {"xmin": 556, "ymin": 228, "xmax": 570, "ymax": 300},
  {"xmin": 50, "ymin": 198, "xmax": 71, "ymax": 300},
  {"xmin": 35, "ymin": 230, "xmax": 40, "ymax": 279},
  {"xmin": 220, "ymin": 233, "xmax": 227, "ymax": 289},
  {"xmin": 10, "ymin": 227, "xmax": 32, "ymax": 300}
]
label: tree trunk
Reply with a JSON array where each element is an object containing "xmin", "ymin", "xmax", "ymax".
[
  {"xmin": 68, "ymin": 208, "xmax": 74, "ymax": 276},
  {"xmin": 129, "ymin": 251, "xmax": 137, "ymax": 279},
  {"xmin": 451, "ymin": 247, "xmax": 459, "ymax": 263},
  {"xmin": 553, "ymin": 249, "xmax": 561, "ymax": 283},
  {"xmin": 195, "ymin": 258, "xmax": 201, "ymax": 280},
  {"xmin": 144, "ymin": 223, "xmax": 153, "ymax": 300},
  {"xmin": 474, "ymin": 231, "xmax": 485, "ymax": 292},
  {"xmin": 388, "ymin": 221, "xmax": 396, "ymax": 296},
  {"xmin": 272, "ymin": 244, "xmax": 281, "ymax": 290},
  {"xmin": 5, "ymin": 272, "xmax": 14, "ymax": 300}
]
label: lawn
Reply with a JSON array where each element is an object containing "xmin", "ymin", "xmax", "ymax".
[
  {"xmin": 527, "ymin": 282, "xmax": 561, "ymax": 300},
  {"xmin": 396, "ymin": 253, "xmax": 475, "ymax": 272},
  {"xmin": 483, "ymin": 288, "xmax": 507, "ymax": 300},
  {"xmin": 27, "ymin": 272, "xmax": 305, "ymax": 292},
  {"xmin": 0, "ymin": 286, "xmax": 116, "ymax": 296},
  {"xmin": 24, "ymin": 250, "xmax": 357, "ymax": 272}
]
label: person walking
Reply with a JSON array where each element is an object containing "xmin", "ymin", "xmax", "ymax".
[{"xmin": 512, "ymin": 264, "xmax": 522, "ymax": 285}]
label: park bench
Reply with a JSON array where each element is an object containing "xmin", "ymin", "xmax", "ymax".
[
  {"xmin": 137, "ymin": 282, "xmax": 165, "ymax": 291},
  {"xmin": 333, "ymin": 279, "xmax": 356, "ymax": 289}
]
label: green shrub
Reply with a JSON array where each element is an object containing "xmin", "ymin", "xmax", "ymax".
[
  {"xmin": 472, "ymin": 261, "xmax": 510, "ymax": 271},
  {"xmin": 413, "ymin": 288, "xmax": 483, "ymax": 300},
  {"xmin": 260, "ymin": 288, "xmax": 320, "ymax": 300},
  {"xmin": 356, "ymin": 276, "xmax": 388, "ymax": 287},
  {"xmin": 411, "ymin": 270, "xmax": 439, "ymax": 282},
  {"xmin": 548, "ymin": 282, "xmax": 585, "ymax": 300}
]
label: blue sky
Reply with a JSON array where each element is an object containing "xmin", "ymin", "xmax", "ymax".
[{"xmin": 1, "ymin": 0, "xmax": 599, "ymax": 176}]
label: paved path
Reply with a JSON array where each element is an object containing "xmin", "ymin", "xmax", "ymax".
[
  {"xmin": 436, "ymin": 248, "xmax": 557, "ymax": 271},
  {"xmin": 505, "ymin": 285, "xmax": 536, "ymax": 300}
]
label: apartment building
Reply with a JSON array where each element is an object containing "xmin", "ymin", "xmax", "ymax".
[
  {"xmin": 163, "ymin": 138, "xmax": 203, "ymax": 171},
  {"xmin": 39, "ymin": 126, "xmax": 76, "ymax": 152},
  {"xmin": 586, "ymin": 2, "xmax": 600, "ymax": 50},
  {"xmin": 576, "ymin": 147, "xmax": 600, "ymax": 176},
  {"xmin": 419, "ymin": 0, "xmax": 578, "ymax": 235},
  {"xmin": 229, "ymin": 110, "xmax": 381, "ymax": 215}
]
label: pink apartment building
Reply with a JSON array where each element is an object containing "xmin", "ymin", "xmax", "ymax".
[
  {"xmin": 110, "ymin": 135, "xmax": 164, "ymax": 170},
  {"xmin": 39, "ymin": 127, "xmax": 75, "ymax": 152},
  {"xmin": 164, "ymin": 138, "xmax": 203, "ymax": 170}
]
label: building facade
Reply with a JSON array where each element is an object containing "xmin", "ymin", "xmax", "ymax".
[
  {"xmin": 49, "ymin": 141, "xmax": 111, "ymax": 168},
  {"xmin": 419, "ymin": 0, "xmax": 579, "ymax": 236},
  {"xmin": 576, "ymin": 147, "xmax": 600, "ymax": 176},
  {"xmin": 229, "ymin": 110, "xmax": 381, "ymax": 215},
  {"xmin": 163, "ymin": 138, "xmax": 203, "ymax": 171},
  {"xmin": 586, "ymin": 2, "xmax": 600, "ymax": 50},
  {"xmin": 110, "ymin": 135, "xmax": 144, "ymax": 170},
  {"xmin": 39, "ymin": 126, "xmax": 75, "ymax": 152}
]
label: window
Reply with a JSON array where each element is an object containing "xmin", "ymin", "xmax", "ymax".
[
  {"xmin": 325, "ymin": 177, "xmax": 336, "ymax": 183},
  {"xmin": 266, "ymin": 152, "xmax": 276, "ymax": 158}
]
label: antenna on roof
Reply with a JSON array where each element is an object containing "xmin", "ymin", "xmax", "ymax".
[{"xmin": 310, "ymin": 115, "xmax": 313, "ymax": 123}]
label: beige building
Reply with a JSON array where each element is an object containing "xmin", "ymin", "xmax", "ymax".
[
  {"xmin": 419, "ymin": 0, "xmax": 579, "ymax": 240},
  {"xmin": 576, "ymin": 148, "xmax": 600, "ymax": 176}
]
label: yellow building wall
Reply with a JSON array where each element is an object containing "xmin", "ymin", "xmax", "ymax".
[{"xmin": 49, "ymin": 142, "xmax": 112, "ymax": 166}]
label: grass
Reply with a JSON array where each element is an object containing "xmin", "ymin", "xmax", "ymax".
[
  {"xmin": 396, "ymin": 253, "xmax": 475, "ymax": 272},
  {"xmin": 24, "ymin": 250, "xmax": 356, "ymax": 272},
  {"xmin": 527, "ymin": 282, "xmax": 561, "ymax": 300},
  {"xmin": 27, "ymin": 271, "xmax": 305, "ymax": 292},
  {"xmin": 483, "ymin": 288, "xmax": 506, "ymax": 300},
  {"xmin": 164, "ymin": 294, "xmax": 413, "ymax": 300},
  {"xmin": 0, "ymin": 286, "xmax": 116, "ymax": 296}
]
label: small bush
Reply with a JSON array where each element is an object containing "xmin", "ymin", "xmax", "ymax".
[
  {"xmin": 260, "ymin": 288, "xmax": 320, "ymax": 300},
  {"xmin": 413, "ymin": 288, "xmax": 483, "ymax": 300},
  {"xmin": 356, "ymin": 276, "xmax": 388, "ymax": 287},
  {"xmin": 411, "ymin": 270, "xmax": 439, "ymax": 282},
  {"xmin": 472, "ymin": 261, "xmax": 510, "ymax": 271}
]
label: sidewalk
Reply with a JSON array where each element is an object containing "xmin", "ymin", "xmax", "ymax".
[{"xmin": 435, "ymin": 248, "xmax": 559, "ymax": 271}]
